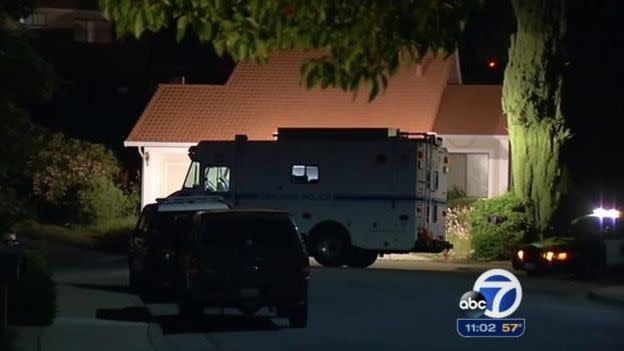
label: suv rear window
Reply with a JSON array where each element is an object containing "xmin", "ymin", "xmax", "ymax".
[
  {"xmin": 156, "ymin": 212, "xmax": 195, "ymax": 234},
  {"xmin": 201, "ymin": 213, "xmax": 303, "ymax": 251}
]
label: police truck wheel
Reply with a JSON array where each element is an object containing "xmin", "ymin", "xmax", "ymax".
[
  {"xmin": 313, "ymin": 233, "xmax": 348, "ymax": 267},
  {"xmin": 347, "ymin": 248, "xmax": 378, "ymax": 268}
]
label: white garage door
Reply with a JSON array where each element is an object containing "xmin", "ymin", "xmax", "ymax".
[
  {"xmin": 448, "ymin": 153, "xmax": 489, "ymax": 198},
  {"xmin": 159, "ymin": 155, "xmax": 191, "ymax": 198}
]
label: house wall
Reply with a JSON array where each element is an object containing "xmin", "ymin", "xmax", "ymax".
[
  {"xmin": 137, "ymin": 135, "xmax": 509, "ymax": 207},
  {"xmin": 141, "ymin": 146, "xmax": 193, "ymax": 207},
  {"xmin": 439, "ymin": 135, "xmax": 510, "ymax": 197}
]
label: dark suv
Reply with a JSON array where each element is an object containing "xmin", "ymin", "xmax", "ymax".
[
  {"xmin": 178, "ymin": 210, "xmax": 310, "ymax": 328},
  {"xmin": 128, "ymin": 199, "xmax": 229, "ymax": 299}
]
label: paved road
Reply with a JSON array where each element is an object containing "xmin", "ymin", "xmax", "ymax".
[{"xmin": 52, "ymin": 257, "xmax": 624, "ymax": 351}]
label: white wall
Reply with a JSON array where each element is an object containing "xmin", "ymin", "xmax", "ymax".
[
  {"xmin": 135, "ymin": 135, "xmax": 509, "ymax": 207},
  {"xmin": 440, "ymin": 135, "xmax": 510, "ymax": 197},
  {"xmin": 140, "ymin": 146, "xmax": 194, "ymax": 208}
]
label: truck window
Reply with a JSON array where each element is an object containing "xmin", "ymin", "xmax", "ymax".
[
  {"xmin": 183, "ymin": 161, "xmax": 201, "ymax": 189},
  {"xmin": 291, "ymin": 165, "xmax": 319, "ymax": 183},
  {"xmin": 204, "ymin": 166, "xmax": 230, "ymax": 193},
  {"xmin": 202, "ymin": 215, "xmax": 303, "ymax": 251}
]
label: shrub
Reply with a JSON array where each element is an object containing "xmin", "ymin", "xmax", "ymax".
[
  {"xmin": 77, "ymin": 176, "xmax": 137, "ymax": 225},
  {"xmin": 30, "ymin": 132, "xmax": 120, "ymax": 204},
  {"xmin": 447, "ymin": 185, "xmax": 467, "ymax": 201},
  {"xmin": 448, "ymin": 196, "xmax": 479, "ymax": 209},
  {"xmin": 468, "ymin": 192, "xmax": 531, "ymax": 261},
  {"xmin": 446, "ymin": 204, "xmax": 474, "ymax": 259},
  {"xmin": 8, "ymin": 251, "xmax": 56, "ymax": 326}
]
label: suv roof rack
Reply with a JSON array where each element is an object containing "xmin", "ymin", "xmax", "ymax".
[
  {"xmin": 155, "ymin": 195, "xmax": 231, "ymax": 212},
  {"xmin": 156, "ymin": 195, "xmax": 226, "ymax": 204}
]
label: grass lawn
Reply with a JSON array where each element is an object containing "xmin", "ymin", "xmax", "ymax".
[{"xmin": 15, "ymin": 217, "xmax": 136, "ymax": 253}]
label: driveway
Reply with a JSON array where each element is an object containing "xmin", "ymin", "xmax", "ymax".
[{"xmin": 26, "ymin": 245, "xmax": 624, "ymax": 351}]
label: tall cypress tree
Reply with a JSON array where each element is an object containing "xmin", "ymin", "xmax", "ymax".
[{"xmin": 503, "ymin": 0, "xmax": 571, "ymax": 234}]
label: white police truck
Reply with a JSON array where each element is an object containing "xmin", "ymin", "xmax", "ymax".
[{"xmin": 172, "ymin": 128, "xmax": 451, "ymax": 268}]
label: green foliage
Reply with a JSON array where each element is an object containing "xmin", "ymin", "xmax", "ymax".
[
  {"xmin": 502, "ymin": 0, "xmax": 571, "ymax": 233},
  {"xmin": 446, "ymin": 203, "xmax": 474, "ymax": 259},
  {"xmin": 448, "ymin": 196, "xmax": 479, "ymax": 209},
  {"xmin": 8, "ymin": 251, "xmax": 56, "ymax": 326},
  {"xmin": 1, "ymin": 0, "xmax": 34, "ymax": 21},
  {"xmin": 447, "ymin": 185, "xmax": 467, "ymax": 201},
  {"xmin": 468, "ymin": 192, "xmax": 531, "ymax": 261},
  {"xmin": 1, "ymin": 2, "xmax": 57, "ymax": 233},
  {"xmin": 1, "ymin": 30, "xmax": 58, "ymax": 106},
  {"xmin": 77, "ymin": 176, "xmax": 138, "ymax": 225},
  {"xmin": 30, "ymin": 132, "xmax": 120, "ymax": 206},
  {"xmin": 100, "ymin": 0, "xmax": 481, "ymax": 100}
]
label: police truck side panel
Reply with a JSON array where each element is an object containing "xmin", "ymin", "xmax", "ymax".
[{"xmin": 174, "ymin": 128, "xmax": 451, "ymax": 268}]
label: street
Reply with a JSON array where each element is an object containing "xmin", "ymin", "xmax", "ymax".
[{"xmin": 47, "ymin": 254, "xmax": 624, "ymax": 351}]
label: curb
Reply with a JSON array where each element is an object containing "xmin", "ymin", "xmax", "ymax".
[{"xmin": 587, "ymin": 290, "xmax": 624, "ymax": 308}]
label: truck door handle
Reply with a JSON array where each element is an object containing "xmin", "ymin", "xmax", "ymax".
[
  {"xmin": 302, "ymin": 212, "xmax": 311, "ymax": 219},
  {"xmin": 399, "ymin": 215, "xmax": 409, "ymax": 221}
]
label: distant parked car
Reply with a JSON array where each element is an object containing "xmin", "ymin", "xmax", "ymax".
[
  {"xmin": 177, "ymin": 209, "xmax": 310, "ymax": 328},
  {"xmin": 128, "ymin": 196, "xmax": 230, "ymax": 298},
  {"xmin": 512, "ymin": 208, "xmax": 624, "ymax": 278}
]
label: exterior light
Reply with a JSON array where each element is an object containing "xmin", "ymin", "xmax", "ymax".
[
  {"xmin": 517, "ymin": 250, "xmax": 524, "ymax": 260},
  {"xmin": 543, "ymin": 251, "xmax": 554, "ymax": 261},
  {"xmin": 487, "ymin": 59, "xmax": 498, "ymax": 69},
  {"xmin": 557, "ymin": 252, "xmax": 568, "ymax": 261},
  {"xmin": 591, "ymin": 208, "xmax": 620, "ymax": 219}
]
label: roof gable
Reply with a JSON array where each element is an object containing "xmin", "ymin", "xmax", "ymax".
[
  {"xmin": 126, "ymin": 50, "xmax": 455, "ymax": 143},
  {"xmin": 433, "ymin": 85, "xmax": 507, "ymax": 135}
]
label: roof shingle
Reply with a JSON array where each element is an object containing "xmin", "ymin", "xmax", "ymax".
[
  {"xmin": 433, "ymin": 85, "xmax": 507, "ymax": 135},
  {"xmin": 126, "ymin": 50, "xmax": 505, "ymax": 143}
]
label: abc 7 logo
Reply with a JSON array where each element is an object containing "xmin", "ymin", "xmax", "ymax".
[{"xmin": 459, "ymin": 290, "xmax": 487, "ymax": 318}]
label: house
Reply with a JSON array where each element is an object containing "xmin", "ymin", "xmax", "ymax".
[{"xmin": 125, "ymin": 50, "xmax": 509, "ymax": 207}]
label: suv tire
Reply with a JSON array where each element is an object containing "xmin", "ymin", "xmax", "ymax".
[
  {"xmin": 129, "ymin": 264, "xmax": 147, "ymax": 294},
  {"xmin": 288, "ymin": 303, "xmax": 308, "ymax": 328}
]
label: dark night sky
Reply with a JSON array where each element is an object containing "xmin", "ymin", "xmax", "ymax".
[{"xmin": 28, "ymin": 0, "xmax": 622, "ymax": 205}]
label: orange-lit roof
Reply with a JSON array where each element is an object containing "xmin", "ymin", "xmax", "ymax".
[
  {"xmin": 434, "ymin": 85, "xmax": 507, "ymax": 135},
  {"xmin": 126, "ymin": 50, "xmax": 506, "ymax": 143}
]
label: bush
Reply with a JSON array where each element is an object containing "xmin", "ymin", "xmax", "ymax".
[
  {"xmin": 448, "ymin": 196, "xmax": 479, "ymax": 209},
  {"xmin": 446, "ymin": 204, "xmax": 474, "ymax": 259},
  {"xmin": 77, "ymin": 176, "xmax": 138, "ymax": 225},
  {"xmin": 8, "ymin": 251, "xmax": 56, "ymax": 326},
  {"xmin": 447, "ymin": 185, "xmax": 467, "ymax": 201},
  {"xmin": 28, "ymin": 131, "xmax": 138, "ymax": 224},
  {"xmin": 468, "ymin": 193, "xmax": 531, "ymax": 261},
  {"xmin": 30, "ymin": 132, "xmax": 120, "ymax": 204}
]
